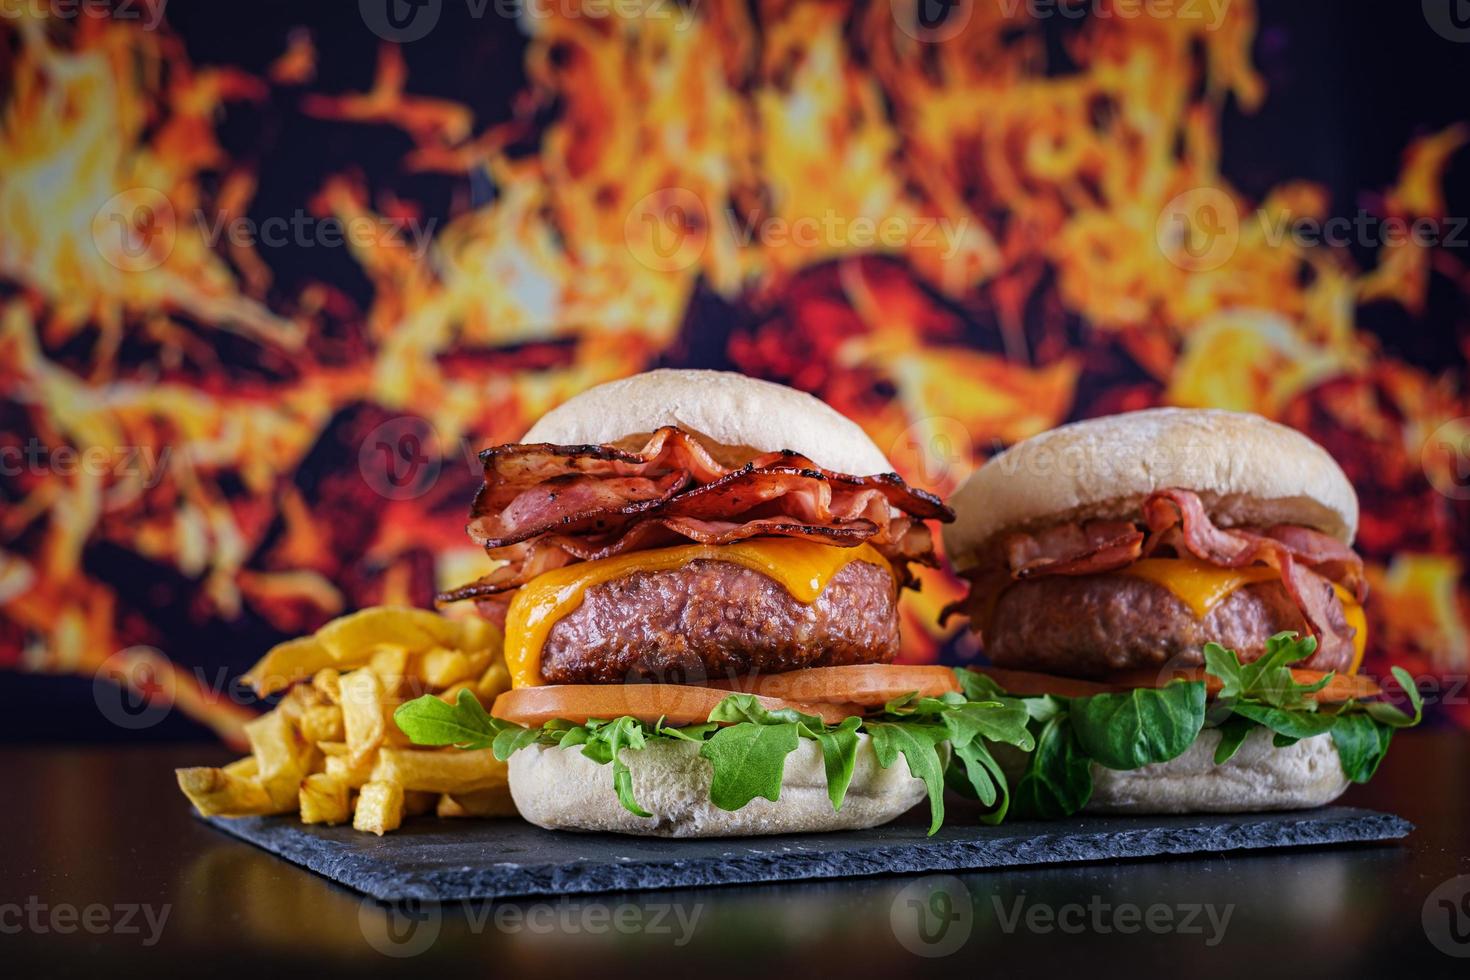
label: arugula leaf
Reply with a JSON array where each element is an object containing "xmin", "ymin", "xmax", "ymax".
[
  {"xmin": 1068, "ymin": 681, "xmax": 1206, "ymax": 770},
  {"xmin": 392, "ymin": 689, "xmax": 500, "ymax": 749},
  {"xmin": 866, "ymin": 721, "xmax": 950, "ymax": 835},
  {"xmin": 948, "ymin": 738, "xmax": 1014, "ymax": 825},
  {"xmin": 707, "ymin": 693, "xmax": 824, "ymax": 731},
  {"xmin": 604, "ymin": 716, "xmax": 652, "ymax": 818},
  {"xmin": 1364, "ymin": 667, "xmax": 1424, "ymax": 728},
  {"xmin": 699, "ymin": 721, "xmax": 801, "ymax": 811},
  {"xmin": 1011, "ymin": 714, "xmax": 1093, "ymax": 820},
  {"xmin": 1330, "ymin": 713, "xmax": 1395, "ymax": 783},
  {"xmin": 812, "ymin": 716, "xmax": 862, "ymax": 811},
  {"xmin": 1229, "ymin": 700, "xmax": 1337, "ymax": 741},
  {"xmin": 1212, "ymin": 714, "xmax": 1254, "ymax": 764}
]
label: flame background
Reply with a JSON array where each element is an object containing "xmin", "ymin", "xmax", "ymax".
[{"xmin": 2, "ymin": 0, "xmax": 1468, "ymax": 742}]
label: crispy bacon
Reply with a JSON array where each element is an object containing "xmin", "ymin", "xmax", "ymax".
[
  {"xmin": 1004, "ymin": 520, "xmax": 1144, "ymax": 578},
  {"xmin": 442, "ymin": 426, "xmax": 953, "ymax": 601},
  {"xmin": 971, "ymin": 488, "xmax": 1363, "ymax": 668}
]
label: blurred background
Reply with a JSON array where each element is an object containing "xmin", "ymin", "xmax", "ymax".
[{"xmin": 1, "ymin": 0, "xmax": 1467, "ymax": 744}]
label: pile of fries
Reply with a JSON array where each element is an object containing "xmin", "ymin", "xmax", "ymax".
[{"xmin": 176, "ymin": 607, "xmax": 517, "ymax": 834}]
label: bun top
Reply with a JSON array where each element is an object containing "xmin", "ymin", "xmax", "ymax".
[
  {"xmin": 943, "ymin": 408, "xmax": 1358, "ymax": 570},
  {"xmin": 522, "ymin": 369, "xmax": 894, "ymax": 476}
]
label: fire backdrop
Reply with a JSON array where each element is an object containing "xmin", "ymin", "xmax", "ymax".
[{"xmin": 1, "ymin": 1, "xmax": 1468, "ymax": 742}]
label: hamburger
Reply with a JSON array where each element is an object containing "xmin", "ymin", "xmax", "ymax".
[
  {"xmin": 942, "ymin": 408, "xmax": 1421, "ymax": 816},
  {"xmin": 395, "ymin": 369, "xmax": 1033, "ymax": 836}
]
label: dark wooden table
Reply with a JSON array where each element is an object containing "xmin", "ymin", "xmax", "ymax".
[{"xmin": 5, "ymin": 733, "xmax": 1468, "ymax": 977}]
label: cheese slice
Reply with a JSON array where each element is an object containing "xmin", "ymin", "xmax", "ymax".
[
  {"xmin": 1118, "ymin": 558, "xmax": 1368, "ymax": 672},
  {"xmin": 503, "ymin": 539, "xmax": 891, "ymax": 688},
  {"xmin": 1118, "ymin": 558, "xmax": 1279, "ymax": 619}
]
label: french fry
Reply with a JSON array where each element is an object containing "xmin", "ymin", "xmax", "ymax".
[
  {"xmin": 300, "ymin": 704, "xmax": 344, "ymax": 743},
  {"xmin": 299, "ymin": 773, "xmax": 351, "ymax": 825},
  {"xmin": 318, "ymin": 607, "xmax": 459, "ymax": 663},
  {"xmin": 437, "ymin": 788, "xmax": 518, "ymax": 819},
  {"xmin": 368, "ymin": 644, "xmax": 412, "ymax": 695},
  {"xmin": 176, "ymin": 766, "xmax": 284, "ymax": 817},
  {"xmin": 353, "ymin": 780, "xmax": 405, "ymax": 835},
  {"xmin": 420, "ymin": 647, "xmax": 489, "ymax": 689},
  {"xmin": 456, "ymin": 616, "xmax": 503, "ymax": 653},
  {"xmin": 312, "ymin": 667, "xmax": 342, "ymax": 704},
  {"xmin": 371, "ymin": 747, "xmax": 509, "ymax": 794},
  {"xmin": 244, "ymin": 709, "xmax": 309, "ymax": 809},
  {"xmin": 339, "ymin": 668, "xmax": 387, "ymax": 765},
  {"xmin": 181, "ymin": 606, "xmax": 521, "ymax": 833},
  {"xmin": 241, "ymin": 635, "xmax": 337, "ymax": 696},
  {"xmin": 324, "ymin": 752, "xmax": 375, "ymax": 789},
  {"xmin": 477, "ymin": 661, "xmax": 512, "ymax": 703},
  {"xmin": 403, "ymin": 791, "xmax": 437, "ymax": 817}
]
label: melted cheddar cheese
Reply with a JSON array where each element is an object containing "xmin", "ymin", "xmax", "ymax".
[
  {"xmin": 503, "ymin": 539, "xmax": 892, "ymax": 688},
  {"xmin": 1119, "ymin": 559, "xmax": 1279, "ymax": 619},
  {"xmin": 1117, "ymin": 558, "xmax": 1367, "ymax": 671}
]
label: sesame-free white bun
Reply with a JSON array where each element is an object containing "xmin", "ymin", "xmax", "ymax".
[
  {"xmin": 944, "ymin": 408, "xmax": 1358, "ymax": 571},
  {"xmin": 507, "ymin": 734, "xmax": 927, "ymax": 837},
  {"xmin": 1085, "ymin": 728, "xmax": 1349, "ymax": 813},
  {"xmin": 522, "ymin": 369, "xmax": 894, "ymax": 477}
]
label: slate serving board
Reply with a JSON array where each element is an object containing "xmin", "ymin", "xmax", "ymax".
[{"xmin": 204, "ymin": 804, "xmax": 1411, "ymax": 903}]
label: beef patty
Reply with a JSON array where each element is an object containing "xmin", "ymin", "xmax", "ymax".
[
  {"xmin": 538, "ymin": 559, "xmax": 899, "ymax": 684},
  {"xmin": 981, "ymin": 573, "xmax": 1353, "ymax": 677}
]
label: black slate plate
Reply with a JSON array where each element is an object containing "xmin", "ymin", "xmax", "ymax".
[{"xmin": 204, "ymin": 804, "xmax": 1411, "ymax": 902}]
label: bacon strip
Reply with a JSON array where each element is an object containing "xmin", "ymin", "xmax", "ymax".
[
  {"xmin": 1140, "ymin": 490, "xmax": 1359, "ymax": 669},
  {"xmin": 443, "ymin": 426, "xmax": 953, "ymax": 602}
]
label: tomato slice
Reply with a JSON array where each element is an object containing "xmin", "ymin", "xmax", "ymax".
[
  {"xmin": 707, "ymin": 664, "xmax": 960, "ymax": 706},
  {"xmin": 974, "ymin": 666, "xmax": 1381, "ymax": 703},
  {"xmin": 493, "ymin": 684, "xmax": 866, "ymax": 728}
]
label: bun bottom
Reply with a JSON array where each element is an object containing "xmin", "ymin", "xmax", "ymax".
[
  {"xmin": 507, "ymin": 735, "xmax": 926, "ymax": 837},
  {"xmin": 1085, "ymin": 728, "xmax": 1349, "ymax": 813}
]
